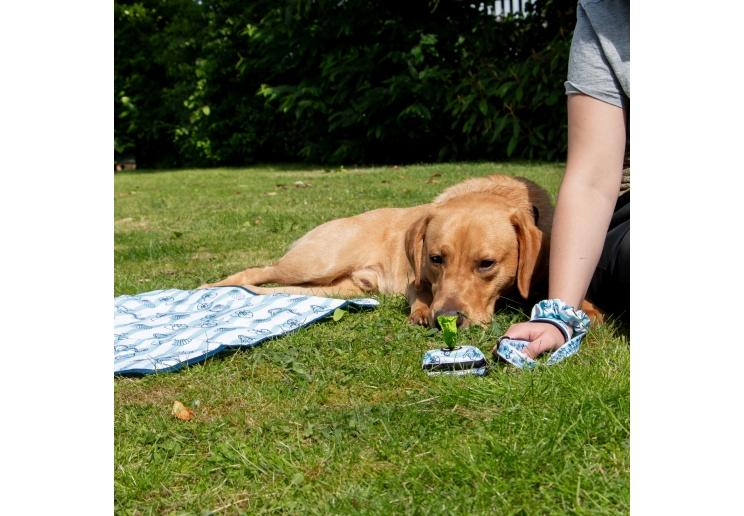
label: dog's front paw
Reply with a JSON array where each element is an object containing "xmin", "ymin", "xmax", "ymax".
[{"xmin": 408, "ymin": 308, "xmax": 431, "ymax": 327}]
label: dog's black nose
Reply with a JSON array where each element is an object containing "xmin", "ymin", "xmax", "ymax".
[{"xmin": 433, "ymin": 309, "xmax": 465, "ymax": 329}]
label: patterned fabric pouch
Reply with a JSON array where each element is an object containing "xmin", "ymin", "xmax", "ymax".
[{"xmin": 422, "ymin": 346, "xmax": 488, "ymax": 376}]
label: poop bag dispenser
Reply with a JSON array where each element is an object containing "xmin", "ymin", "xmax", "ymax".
[
  {"xmin": 422, "ymin": 346, "xmax": 488, "ymax": 376},
  {"xmin": 422, "ymin": 316, "xmax": 487, "ymax": 376}
]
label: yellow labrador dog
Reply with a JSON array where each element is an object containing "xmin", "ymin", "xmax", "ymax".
[{"xmin": 200, "ymin": 175, "xmax": 553, "ymax": 328}]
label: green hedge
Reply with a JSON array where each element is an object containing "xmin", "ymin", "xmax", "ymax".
[{"xmin": 115, "ymin": 0, "xmax": 576, "ymax": 168}]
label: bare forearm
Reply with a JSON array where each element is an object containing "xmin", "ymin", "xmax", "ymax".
[
  {"xmin": 549, "ymin": 177, "xmax": 621, "ymax": 308},
  {"xmin": 549, "ymin": 94, "xmax": 627, "ymax": 308},
  {"xmin": 500, "ymin": 95, "xmax": 627, "ymax": 360}
]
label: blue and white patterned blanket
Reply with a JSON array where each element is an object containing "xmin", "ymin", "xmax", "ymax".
[{"xmin": 114, "ymin": 287, "xmax": 379, "ymax": 375}]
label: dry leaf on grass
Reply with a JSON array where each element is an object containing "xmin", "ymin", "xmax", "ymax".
[
  {"xmin": 116, "ymin": 217, "xmax": 134, "ymax": 224},
  {"xmin": 172, "ymin": 400, "xmax": 195, "ymax": 421},
  {"xmin": 265, "ymin": 192, "xmax": 277, "ymax": 196}
]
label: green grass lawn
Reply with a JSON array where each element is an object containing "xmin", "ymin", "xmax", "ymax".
[{"xmin": 114, "ymin": 162, "xmax": 629, "ymax": 515}]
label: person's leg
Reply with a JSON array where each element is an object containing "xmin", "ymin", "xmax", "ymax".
[{"xmin": 585, "ymin": 192, "xmax": 630, "ymax": 324}]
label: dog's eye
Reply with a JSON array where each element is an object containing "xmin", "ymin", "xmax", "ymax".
[
  {"xmin": 479, "ymin": 260, "xmax": 495, "ymax": 270},
  {"xmin": 430, "ymin": 255, "xmax": 443, "ymax": 265}
]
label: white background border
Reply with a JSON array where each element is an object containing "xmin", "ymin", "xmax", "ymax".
[
  {"xmin": 1, "ymin": 1, "xmax": 111, "ymax": 511},
  {"xmin": 633, "ymin": 1, "xmax": 744, "ymax": 513},
  {"xmin": 2, "ymin": 1, "xmax": 741, "ymax": 512}
]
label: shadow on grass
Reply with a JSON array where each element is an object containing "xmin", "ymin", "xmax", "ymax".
[
  {"xmin": 114, "ymin": 162, "xmax": 332, "ymax": 177},
  {"xmin": 114, "ymin": 159, "xmax": 565, "ymax": 177}
]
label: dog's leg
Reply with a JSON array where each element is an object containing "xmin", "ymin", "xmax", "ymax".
[
  {"xmin": 202, "ymin": 267, "xmax": 383, "ymax": 298},
  {"xmin": 199, "ymin": 251, "xmax": 352, "ymax": 289},
  {"xmin": 406, "ymin": 281, "xmax": 433, "ymax": 326},
  {"xmin": 199, "ymin": 266, "xmax": 285, "ymax": 289},
  {"xmin": 235, "ymin": 274, "xmax": 375, "ymax": 298},
  {"xmin": 580, "ymin": 299, "xmax": 607, "ymax": 326},
  {"xmin": 199, "ymin": 222, "xmax": 374, "ymax": 290}
]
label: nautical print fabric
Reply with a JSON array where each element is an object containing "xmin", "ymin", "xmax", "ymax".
[
  {"xmin": 496, "ymin": 299, "xmax": 590, "ymax": 369},
  {"xmin": 422, "ymin": 346, "xmax": 487, "ymax": 376},
  {"xmin": 114, "ymin": 287, "xmax": 379, "ymax": 375}
]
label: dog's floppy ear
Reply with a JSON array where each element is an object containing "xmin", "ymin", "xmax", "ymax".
[
  {"xmin": 405, "ymin": 213, "xmax": 431, "ymax": 289},
  {"xmin": 511, "ymin": 210, "xmax": 550, "ymax": 299}
]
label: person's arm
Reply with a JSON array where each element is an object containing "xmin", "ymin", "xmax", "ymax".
[{"xmin": 499, "ymin": 93, "xmax": 627, "ymax": 359}]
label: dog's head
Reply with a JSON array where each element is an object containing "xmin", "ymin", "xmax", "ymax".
[{"xmin": 405, "ymin": 191, "xmax": 549, "ymax": 328}]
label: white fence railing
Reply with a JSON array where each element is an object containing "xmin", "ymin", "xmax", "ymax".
[{"xmin": 477, "ymin": 0, "xmax": 532, "ymax": 18}]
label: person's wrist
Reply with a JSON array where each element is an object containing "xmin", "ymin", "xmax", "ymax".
[{"xmin": 530, "ymin": 299, "xmax": 590, "ymax": 340}]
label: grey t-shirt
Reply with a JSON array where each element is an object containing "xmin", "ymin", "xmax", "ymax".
[{"xmin": 565, "ymin": 0, "xmax": 630, "ymax": 110}]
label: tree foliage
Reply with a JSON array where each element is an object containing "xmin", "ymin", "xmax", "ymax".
[{"xmin": 115, "ymin": 0, "xmax": 577, "ymax": 168}]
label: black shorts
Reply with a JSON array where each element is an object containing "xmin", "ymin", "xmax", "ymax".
[{"xmin": 586, "ymin": 192, "xmax": 630, "ymax": 325}]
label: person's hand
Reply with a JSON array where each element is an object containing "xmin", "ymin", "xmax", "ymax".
[{"xmin": 496, "ymin": 321, "xmax": 571, "ymax": 359}]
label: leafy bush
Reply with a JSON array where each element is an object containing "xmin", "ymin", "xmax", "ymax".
[
  {"xmin": 115, "ymin": 0, "xmax": 577, "ymax": 168},
  {"xmin": 115, "ymin": 0, "xmax": 203, "ymax": 168}
]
